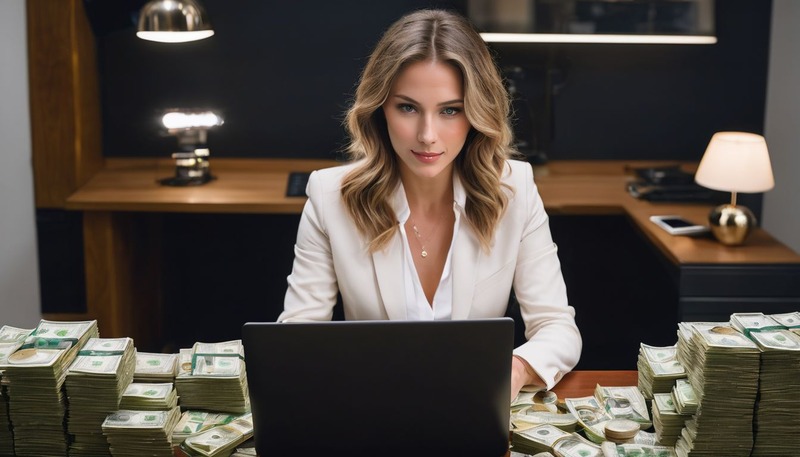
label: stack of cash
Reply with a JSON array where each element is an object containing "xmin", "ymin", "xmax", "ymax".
[
  {"xmin": 601, "ymin": 442, "xmax": 678, "ymax": 456},
  {"xmin": 65, "ymin": 336, "xmax": 136, "ymax": 456},
  {"xmin": 651, "ymin": 393, "xmax": 690, "ymax": 446},
  {"xmin": 101, "ymin": 407, "xmax": 181, "ymax": 457},
  {"xmin": 511, "ymin": 409, "xmax": 578, "ymax": 433},
  {"xmin": 674, "ymin": 322, "xmax": 760, "ymax": 457},
  {"xmin": 770, "ymin": 311, "xmax": 800, "ymax": 332},
  {"xmin": 565, "ymin": 396, "xmax": 613, "ymax": 443},
  {"xmin": 171, "ymin": 410, "xmax": 241, "ymax": 445},
  {"xmin": 511, "ymin": 423, "xmax": 571, "ymax": 455},
  {"xmin": 0, "ymin": 325, "xmax": 32, "ymax": 456},
  {"xmin": 175, "ymin": 340, "xmax": 249, "ymax": 414},
  {"xmin": 637, "ymin": 344, "xmax": 686, "ymax": 400},
  {"xmin": 119, "ymin": 382, "xmax": 178, "ymax": 410},
  {"xmin": 1, "ymin": 319, "xmax": 98, "ymax": 456},
  {"xmin": 594, "ymin": 384, "xmax": 652, "ymax": 430},
  {"xmin": 551, "ymin": 433, "xmax": 602, "ymax": 456},
  {"xmin": 734, "ymin": 312, "xmax": 800, "ymax": 456},
  {"xmin": 134, "ymin": 352, "xmax": 179, "ymax": 383},
  {"xmin": 670, "ymin": 379, "xmax": 698, "ymax": 415},
  {"xmin": 181, "ymin": 412, "xmax": 254, "ymax": 457}
]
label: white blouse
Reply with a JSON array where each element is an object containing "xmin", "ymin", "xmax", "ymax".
[{"xmin": 395, "ymin": 179, "xmax": 465, "ymax": 321}]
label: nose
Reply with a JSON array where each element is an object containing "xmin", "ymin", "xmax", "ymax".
[{"xmin": 417, "ymin": 114, "xmax": 437, "ymax": 145}]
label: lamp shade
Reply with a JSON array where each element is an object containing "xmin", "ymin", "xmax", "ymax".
[
  {"xmin": 694, "ymin": 132, "xmax": 775, "ymax": 193},
  {"xmin": 137, "ymin": 0, "xmax": 214, "ymax": 43}
]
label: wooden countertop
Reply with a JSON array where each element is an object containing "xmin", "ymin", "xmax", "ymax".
[{"xmin": 66, "ymin": 158, "xmax": 800, "ymax": 266}]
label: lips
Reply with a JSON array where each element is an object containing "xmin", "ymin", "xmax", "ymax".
[{"xmin": 411, "ymin": 150, "xmax": 444, "ymax": 162}]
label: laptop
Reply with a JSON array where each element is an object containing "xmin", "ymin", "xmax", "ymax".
[{"xmin": 241, "ymin": 318, "xmax": 514, "ymax": 457}]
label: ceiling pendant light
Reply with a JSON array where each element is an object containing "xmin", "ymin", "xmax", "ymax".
[{"xmin": 136, "ymin": 0, "xmax": 215, "ymax": 43}]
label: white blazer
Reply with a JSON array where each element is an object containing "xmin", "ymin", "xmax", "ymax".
[{"xmin": 279, "ymin": 159, "xmax": 582, "ymax": 389}]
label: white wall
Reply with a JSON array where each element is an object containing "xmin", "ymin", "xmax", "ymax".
[
  {"xmin": 763, "ymin": 0, "xmax": 800, "ymax": 254},
  {"xmin": 0, "ymin": 0, "xmax": 42, "ymax": 327}
]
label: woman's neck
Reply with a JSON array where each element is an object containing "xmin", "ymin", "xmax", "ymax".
[{"xmin": 400, "ymin": 169, "xmax": 455, "ymax": 215}]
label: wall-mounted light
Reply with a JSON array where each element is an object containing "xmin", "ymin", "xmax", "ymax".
[
  {"xmin": 470, "ymin": 0, "xmax": 717, "ymax": 45},
  {"xmin": 137, "ymin": 0, "xmax": 215, "ymax": 43},
  {"xmin": 480, "ymin": 33, "xmax": 717, "ymax": 45}
]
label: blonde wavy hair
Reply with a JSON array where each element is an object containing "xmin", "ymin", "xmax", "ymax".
[{"xmin": 341, "ymin": 9, "xmax": 517, "ymax": 252}]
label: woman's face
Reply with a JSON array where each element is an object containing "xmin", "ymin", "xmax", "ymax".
[{"xmin": 382, "ymin": 59, "xmax": 472, "ymax": 183}]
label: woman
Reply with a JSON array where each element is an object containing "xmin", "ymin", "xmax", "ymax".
[{"xmin": 278, "ymin": 9, "xmax": 581, "ymax": 400}]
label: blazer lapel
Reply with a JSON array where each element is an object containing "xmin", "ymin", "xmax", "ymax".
[
  {"xmin": 372, "ymin": 231, "xmax": 407, "ymax": 320},
  {"xmin": 451, "ymin": 174, "xmax": 480, "ymax": 320},
  {"xmin": 372, "ymin": 183, "xmax": 408, "ymax": 320},
  {"xmin": 451, "ymin": 212, "xmax": 480, "ymax": 320}
]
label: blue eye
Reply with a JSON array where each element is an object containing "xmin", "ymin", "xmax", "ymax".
[
  {"xmin": 442, "ymin": 107, "xmax": 461, "ymax": 116},
  {"xmin": 398, "ymin": 104, "xmax": 416, "ymax": 113}
]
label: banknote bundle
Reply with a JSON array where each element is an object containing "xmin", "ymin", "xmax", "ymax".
[
  {"xmin": 600, "ymin": 442, "xmax": 678, "ymax": 457},
  {"xmin": 733, "ymin": 312, "xmax": 800, "ymax": 456},
  {"xmin": 134, "ymin": 352, "xmax": 179, "ymax": 382},
  {"xmin": 651, "ymin": 393, "xmax": 690, "ymax": 446},
  {"xmin": 101, "ymin": 407, "xmax": 181, "ymax": 457},
  {"xmin": 175, "ymin": 340, "xmax": 249, "ymax": 414},
  {"xmin": 180, "ymin": 412, "xmax": 254, "ymax": 457},
  {"xmin": 119, "ymin": 382, "xmax": 178, "ymax": 411},
  {"xmin": 511, "ymin": 424, "xmax": 572, "ymax": 455},
  {"xmin": 511, "ymin": 390, "xmax": 578, "ymax": 434},
  {"xmin": 674, "ymin": 322, "xmax": 760, "ymax": 457},
  {"xmin": 0, "ymin": 325, "xmax": 32, "ymax": 456},
  {"xmin": 65, "ymin": 337, "xmax": 136, "ymax": 456},
  {"xmin": 594, "ymin": 385, "xmax": 652, "ymax": 430},
  {"xmin": 551, "ymin": 433, "xmax": 603, "ymax": 457},
  {"xmin": 1, "ymin": 319, "xmax": 98, "ymax": 456},
  {"xmin": 171, "ymin": 410, "xmax": 241, "ymax": 445},
  {"xmin": 670, "ymin": 379, "xmax": 697, "ymax": 415},
  {"xmin": 636, "ymin": 344, "xmax": 686, "ymax": 400}
]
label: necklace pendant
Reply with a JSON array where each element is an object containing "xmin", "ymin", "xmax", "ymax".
[{"xmin": 421, "ymin": 249, "xmax": 428, "ymax": 258}]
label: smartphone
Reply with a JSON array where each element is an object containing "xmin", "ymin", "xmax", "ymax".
[{"xmin": 649, "ymin": 215, "xmax": 710, "ymax": 236}]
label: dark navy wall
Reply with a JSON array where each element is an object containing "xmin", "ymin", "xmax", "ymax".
[{"xmin": 86, "ymin": 0, "xmax": 771, "ymax": 162}]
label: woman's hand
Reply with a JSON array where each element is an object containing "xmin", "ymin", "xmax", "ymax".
[{"xmin": 510, "ymin": 355, "xmax": 545, "ymax": 402}]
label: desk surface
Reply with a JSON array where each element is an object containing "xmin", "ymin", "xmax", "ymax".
[{"xmin": 66, "ymin": 158, "xmax": 800, "ymax": 266}]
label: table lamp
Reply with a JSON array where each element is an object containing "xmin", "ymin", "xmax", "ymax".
[
  {"xmin": 159, "ymin": 109, "xmax": 223, "ymax": 186},
  {"xmin": 694, "ymin": 132, "xmax": 775, "ymax": 246}
]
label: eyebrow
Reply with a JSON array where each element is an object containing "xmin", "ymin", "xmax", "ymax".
[{"xmin": 393, "ymin": 94, "xmax": 464, "ymax": 106}]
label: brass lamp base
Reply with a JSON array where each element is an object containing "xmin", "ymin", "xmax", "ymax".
[{"xmin": 708, "ymin": 204, "xmax": 756, "ymax": 246}]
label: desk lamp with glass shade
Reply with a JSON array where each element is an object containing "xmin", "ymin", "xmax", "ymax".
[
  {"xmin": 694, "ymin": 132, "xmax": 775, "ymax": 246},
  {"xmin": 159, "ymin": 109, "xmax": 223, "ymax": 186},
  {"xmin": 137, "ymin": 0, "xmax": 214, "ymax": 43}
]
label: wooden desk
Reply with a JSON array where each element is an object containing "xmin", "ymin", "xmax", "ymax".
[{"xmin": 60, "ymin": 158, "xmax": 800, "ymax": 349}]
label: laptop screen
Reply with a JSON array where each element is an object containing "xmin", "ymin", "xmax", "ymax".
[{"xmin": 242, "ymin": 318, "xmax": 514, "ymax": 457}]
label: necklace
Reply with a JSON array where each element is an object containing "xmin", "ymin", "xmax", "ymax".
[{"xmin": 409, "ymin": 211, "xmax": 448, "ymax": 259}]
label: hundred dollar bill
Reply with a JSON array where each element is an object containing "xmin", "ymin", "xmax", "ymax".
[
  {"xmin": 0, "ymin": 325, "xmax": 33, "ymax": 365},
  {"xmin": 552, "ymin": 433, "xmax": 602, "ymax": 457},
  {"xmin": 606, "ymin": 443, "xmax": 678, "ymax": 457},
  {"xmin": 565, "ymin": 396, "xmax": 613, "ymax": 443},
  {"xmin": 769, "ymin": 311, "xmax": 800, "ymax": 329},
  {"xmin": 671, "ymin": 378, "xmax": 697, "ymax": 414},
  {"xmin": 102, "ymin": 408, "xmax": 178, "ymax": 429},
  {"xmin": 750, "ymin": 328, "xmax": 800, "ymax": 350},
  {"xmin": 513, "ymin": 424, "xmax": 571, "ymax": 452},
  {"xmin": 119, "ymin": 382, "xmax": 178, "ymax": 410},
  {"xmin": 172, "ymin": 410, "xmax": 240, "ymax": 444},
  {"xmin": 594, "ymin": 385, "xmax": 652, "ymax": 428},
  {"xmin": 512, "ymin": 409, "xmax": 578, "ymax": 432},
  {"xmin": 640, "ymin": 344, "xmax": 685, "ymax": 376},
  {"xmin": 731, "ymin": 312, "xmax": 783, "ymax": 336},
  {"xmin": 68, "ymin": 337, "xmax": 132, "ymax": 375},
  {"xmin": 182, "ymin": 412, "xmax": 253, "ymax": 456},
  {"xmin": 191, "ymin": 340, "xmax": 244, "ymax": 377},
  {"xmin": 135, "ymin": 352, "xmax": 178, "ymax": 379}
]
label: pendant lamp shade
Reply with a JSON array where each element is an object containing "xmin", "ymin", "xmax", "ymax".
[{"xmin": 137, "ymin": 0, "xmax": 214, "ymax": 43}]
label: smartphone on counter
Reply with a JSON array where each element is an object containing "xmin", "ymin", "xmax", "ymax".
[{"xmin": 649, "ymin": 215, "xmax": 710, "ymax": 236}]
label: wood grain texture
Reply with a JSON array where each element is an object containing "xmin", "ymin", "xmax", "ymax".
[
  {"xmin": 67, "ymin": 158, "xmax": 800, "ymax": 264},
  {"xmin": 28, "ymin": 0, "xmax": 102, "ymax": 208},
  {"xmin": 552, "ymin": 370, "xmax": 639, "ymax": 398}
]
